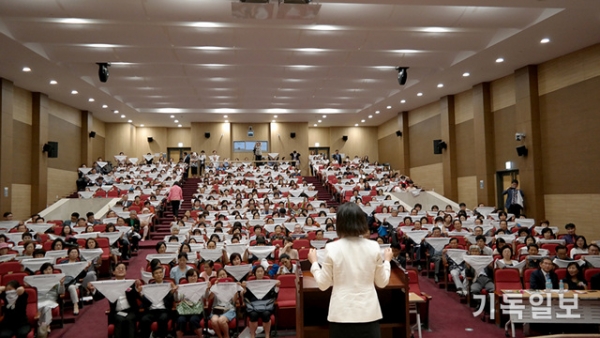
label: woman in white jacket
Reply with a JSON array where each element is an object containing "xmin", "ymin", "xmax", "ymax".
[{"xmin": 308, "ymin": 202, "xmax": 392, "ymax": 338}]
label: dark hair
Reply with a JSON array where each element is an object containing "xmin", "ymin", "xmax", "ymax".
[
  {"xmin": 335, "ymin": 203, "xmax": 368, "ymax": 238},
  {"xmin": 86, "ymin": 212, "xmax": 94, "ymax": 217},
  {"xmin": 152, "ymin": 265, "xmax": 164, "ymax": 274},
  {"xmin": 475, "ymin": 235, "xmax": 486, "ymax": 243},
  {"xmin": 149, "ymin": 258, "xmax": 162, "ymax": 270},
  {"xmin": 6, "ymin": 280, "xmax": 20, "ymax": 290},
  {"xmin": 575, "ymin": 235, "xmax": 588, "ymax": 249},
  {"xmin": 33, "ymin": 249, "xmax": 45, "ymax": 257},
  {"xmin": 177, "ymin": 252, "xmax": 188, "ymax": 261},
  {"xmin": 51, "ymin": 238, "xmax": 66, "ymax": 250},
  {"xmin": 203, "ymin": 260, "xmax": 214, "ymax": 268},
  {"xmin": 186, "ymin": 269, "xmax": 199, "ymax": 280},
  {"xmin": 449, "ymin": 237, "xmax": 459, "ymax": 244},
  {"xmin": 40, "ymin": 262, "xmax": 54, "ymax": 273},
  {"xmin": 564, "ymin": 223, "xmax": 576, "ymax": 230},
  {"xmin": 279, "ymin": 253, "xmax": 291, "ymax": 261},
  {"xmin": 541, "ymin": 227, "xmax": 554, "ymax": 236},
  {"xmin": 85, "ymin": 238, "xmax": 99, "ymax": 249},
  {"xmin": 511, "ymin": 179, "xmax": 519, "ymax": 185},
  {"xmin": 67, "ymin": 247, "xmax": 80, "ymax": 256},
  {"xmin": 500, "ymin": 245, "xmax": 513, "ymax": 257},
  {"xmin": 555, "ymin": 245, "xmax": 567, "ymax": 253},
  {"xmin": 155, "ymin": 241, "xmax": 166, "ymax": 252},
  {"xmin": 71, "ymin": 212, "xmax": 80, "ymax": 218},
  {"xmin": 589, "ymin": 244, "xmax": 600, "ymax": 252},
  {"xmin": 566, "ymin": 262, "xmax": 585, "ymax": 280},
  {"xmin": 115, "ymin": 262, "xmax": 127, "ymax": 270},
  {"xmin": 253, "ymin": 265, "xmax": 266, "ymax": 275},
  {"xmin": 229, "ymin": 252, "xmax": 242, "ymax": 263}
]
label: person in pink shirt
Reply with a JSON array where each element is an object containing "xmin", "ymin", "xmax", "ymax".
[{"xmin": 168, "ymin": 182, "xmax": 183, "ymax": 220}]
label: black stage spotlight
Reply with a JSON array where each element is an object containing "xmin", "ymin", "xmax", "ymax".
[
  {"xmin": 97, "ymin": 63, "xmax": 110, "ymax": 83},
  {"xmin": 396, "ymin": 67, "xmax": 409, "ymax": 86}
]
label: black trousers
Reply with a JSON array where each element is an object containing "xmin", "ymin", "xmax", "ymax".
[
  {"xmin": 140, "ymin": 309, "xmax": 169, "ymax": 338},
  {"xmin": 507, "ymin": 204, "xmax": 523, "ymax": 218},
  {"xmin": 112, "ymin": 311, "xmax": 137, "ymax": 338},
  {"xmin": 171, "ymin": 200, "xmax": 181, "ymax": 219},
  {"xmin": 255, "ymin": 155, "xmax": 262, "ymax": 166},
  {"xmin": 329, "ymin": 321, "xmax": 380, "ymax": 338}
]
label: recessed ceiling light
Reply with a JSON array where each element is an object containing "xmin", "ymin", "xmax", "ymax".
[
  {"xmin": 170, "ymin": 115, "xmax": 175, "ymax": 118},
  {"xmin": 49, "ymin": 80, "xmax": 57, "ymax": 85},
  {"xmin": 437, "ymin": 83, "xmax": 444, "ymax": 88},
  {"xmin": 71, "ymin": 90, "xmax": 78, "ymax": 94},
  {"xmin": 127, "ymin": 120, "xmax": 132, "ymax": 123},
  {"xmin": 174, "ymin": 120, "xmax": 179, "ymax": 123},
  {"xmin": 368, "ymin": 115, "xmax": 373, "ymax": 118},
  {"xmin": 60, "ymin": 18, "xmax": 88, "ymax": 24},
  {"xmin": 496, "ymin": 58, "xmax": 504, "ymax": 63},
  {"xmin": 178, "ymin": 124, "xmax": 182, "ymax": 128},
  {"xmin": 223, "ymin": 115, "xmax": 228, "ymax": 118},
  {"xmin": 361, "ymin": 119, "xmax": 365, "ymax": 123},
  {"xmin": 88, "ymin": 98, "xmax": 95, "ymax": 102},
  {"xmin": 401, "ymin": 100, "xmax": 406, "ymax": 103},
  {"xmin": 272, "ymin": 120, "xmax": 276, "ymax": 123},
  {"xmin": 318, "ymin": 120, "xmax": 322, "ymax": 123},
  {"xmin": 423, "ymin": 27, "xmax": 449, "ymax": 33},
  {"xmin": 386, "ymin": 105, "xmax": 392, "ymax": 109},
  {"xmin": 22, "ymin": 67, "xmax": 31, "ymax": 72},
  {"xmin": 322, "ymin": 115, "xmax": 327, "ymax": 118},
  {"xmin": 463, "ymin": 72, "xmax": 470, "ymax": 77},
  {"xmin": 224, "ymin": 120, "xmax": 229, "ymax": 123},
  {"xmin": 313, "ymin": 124, "xmax": 317, "ymax": 127},
  {"xmin": 375, "ymin": 111, "xmax": 380, "ymax": 114},
  {"xmin": 140, "ymin": 124, "xmax": 144, "ymax": 127},
  {"xmin": 102, "ymin": 104, "xmax": 108, "ymax": 108},
  {"xmin": 417, "ymin": 92, "xmax": 423, "ymax": 96},
  {"xmin": 274, "ymin": 115, "xmax": 278, "ymax": 118},
  {"xmin": 540, "ymin": 38, "xmax": 550, "ymax": 44},
  {"xmin": 354, "ymin": 124, "xmax": 359, "ymax": 127},
  {"xmin": 120, "ymin": 115, "xmax": 125, "ymax": 118},
  {"xmin": 310, "ymin": 25, "xmax": 338, "ymax": 31}
]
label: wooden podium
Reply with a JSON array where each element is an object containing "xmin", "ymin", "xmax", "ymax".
[{"xmin": 295, "ymin": 262, "xmax": 410, "ymax": 338}]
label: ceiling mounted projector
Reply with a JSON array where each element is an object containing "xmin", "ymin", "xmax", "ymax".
[{"xmin": 396, "ymin": 67, "xmax": 409, "ymax": 85}]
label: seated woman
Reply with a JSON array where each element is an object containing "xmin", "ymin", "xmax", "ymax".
[
  {"xmin": 34, "ymin": 263, "xmax": 65, "ymax": 334},
  {"xmin": 58, "ymin": 247, "xmax": 95, "ymax": 315},
  {"xmin": 170, "ymin": 253, "xmax": 192, "ymax": 285},
  {"xmin": 175, "ymin": 269, "xmax": 206, "ymax": 338},
  {"xmin": 563, "ymin": 262, "xmax": 587, "ymax": 290},
  {"xmin": 0, "ymin": 280, "xmax": 30, "ymax": 338},
  {"xmin": 241, "ymin": 265, "xmax": 280, "ymax": 338},
  {"xmin": 570, "ymin": 236, "xmax": 589, "ymax": 258},
  {"xmin": 495, "ymin": 246, "xmax": 519, "ymax": 269},
  {"xmin": 84, "ymin": 238, "xmax": 103, "ymax": 281},
  {"xmin": 200, "ymin": 260, "xmax": 216, "ymax": 282},
  {"xmin": 105, "ymin": 223, "xmax": 130, "ymax": 262},
  {"xmin": 208, "ymin": 269, "xmax": 240, "ymax": 338},
  {"xmin": 277, "ymin": 254, "xmax": 297, "ymax": 275},
  {"xmin": 278, "ymin": 237, "xmax": 298, "ymax": 260}
]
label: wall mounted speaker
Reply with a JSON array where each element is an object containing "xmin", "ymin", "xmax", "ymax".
[
  {"xmin": 342, "ymin": 135, "xmax": 348, "ymax": 142},
  {"xmin": 290, "ymin": 132, "xmax": 296, "ymax": 139},
  {"xmin": 205, "ymin": 132, "xmax": 211, "ymax": 139},
  {"xmin": 433, "ymin": 139, "xmax": 446, "ymax": 154},
  {"xmin": 89, "ymin": 131, "xmax": 96, "ymax": 138},
  {"xmin": 395, "ymin": 130, "xmax": 402, "ymax": 137},
  {"xmin": 147, "ymin": 137, "xmax": 153, "ymax": 143},
  {"xmin": 43, "ymin": 141, "xmax": 58, "ymax": 158},
  {"xmin": 516, "ymin": 145, "xmax": 528, "ymax": 157}
]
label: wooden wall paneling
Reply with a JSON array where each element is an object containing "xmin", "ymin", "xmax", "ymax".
[
  {"xmin": 408, "ymin": 115, "xmax": 441, "ymax": 168},
  {"xmin": 440, "ymin": 96, "xmax": 457, "ymax": 201},
  {"xmin": 136, "ymin": 127, "xmax": 168, "ymax": 157},
  {"xmin": 47, "ymin": 114, "xmax": 81, "ymax": 171},
  {"xmin": 544, "ymin": 194, "xmax": 600, "ymax": 240},
  {"xmin": 473, "ymin": 83, "xmax": 496, "ymax": 206},
  {"xmin": 408, "ymin": 102, "xmax": 440, "ymax": 127},
  {"xmin": 232, "ymin": 123, "xmax": 269, "ymax": 161},
  {"xmin": 31, "ymin": 92, "xmax": 49, "ymax": 214},
  {"xmin": 191, "ymin": 122, "xmax": 231, "ymax": 160},
  {"xmin": 308, "ymin": 127, "xmax": 331, "ymax": 148},
  {"xmin": 92, "ymin": 136, "xmax": 105, "ymax": 164},
  {"xmin": 47, "ymin": 168, "xmax": 77, "ymax": 205},
  {"xmin": 377, "ymin": 134, "xmax": 403, "ymax": 171},
  {"xmin": 270, "ymin": 122, "xmax": 309, "ymax": 175},
  {"xmin": 0, "ymin": 79, "xmax": 15, "ymax": 213},
  {"xmin": 329, "ymin": 127, "xmax": 379, "ymax": 162},
  {"xmin": 12, "ymin": 86, "xmax": 32, "ymax": 125},
  {"xmin": 410, "ymin": 163, "xmax": 444, "ymax": 195},
  {"xmin": 377, "ymin": 114, "xmax": 400, "ymax": 139},
  {"xmin": 400, "ymin": 111, "xmax": 410, "ymax": 176},
  {"xmin": 455, "ymin": 120, "xmax": 475, "ymax": 177},
  {"xmin": 457, "ymin": 176, "xmax": 478, "ymax": 209},
  {"xmin": 10, "ymin": 184, "xmax": 31, "ymax": 220},
  {"xmin": 491, "ymin": 74, "xmax": 515, "ymax": 112},
  {"xmin": 167, "ymin": 128, "xmax": 191, "ymax": 148},
  {"xmin": 493, "ymin": 106, "xmax": 518, "ymax": 171},
  {"xmin": 538, "ymin": 44, "xmax": 600, "ymax": 96},
  {"xmin": 454, "ymin": 89, "xmax": 474, "ymax": 125},
  {"xmin": 81, "ymin": 110, "xmax": 93, "ymax": 166},
  {"xmin": 12, "ymin": 120, "xmax": 32, "ymax": 184}
]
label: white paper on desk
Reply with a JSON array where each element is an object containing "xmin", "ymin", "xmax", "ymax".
[
  {"xmin": 146, "ymin": 254, "xmax": 177, "ymax": 264},
  {"xmin": 310, "ymin": 240, "xmax": 328, "ymax": 249},
  {"xmin": 463, "ymin": 255, "xmax": 493, "ymax": 277},
  {"xmin": 0, "ymin": 254, "xmax": 16, "ymax": 262},
  {"xmin": 553, "ymin": 258, "xmax": 585, "ymax": 268},
  {"xmin": 212, "ymin": 282, "xmax": 242, "ymax": 303},
  {"xmin": 495, "ymin": 260, "xmax": 526, "ymax": 271},
  {"xmin": 74, "ymin": 232, "xmax": 100, "ymax": 239},
  {"xmin": 446, "ymin": 249, "xmax": 467, "ymax": 265},
  {"xmin": 405, "ymin": 230, "xmax": 429, "ymax": 244},
  {"xmin": 90, "ymin": 280, "xmax": 135, "ymax": 303},
  {"xmin": 21, "ymin": 257, "xmax": 53, "ymax": 272},
  {"xmin": 247, "ymin": 246, "xmax": 275, "ymax": 260},
  {"xmin": 225, "ymin": 243, "xmax": 248, "ymax": 258},
  {"xmin": 224, "ymin": 265, "xmax": 252, "ymax": 281},
  {"xmin": 199, "ymin": 249, "xmax": 223, "ymax": 262},
  {"xmin": 142, "ymin": 283, "xmax": 171, "ymax": 305},
  {"xmin": 80, "ymin": 248, "xmax": 104, "ymax": 262},
  {"xmin": 425, "ymin": 237, "xmax": 450, "ymax": 252},
  {"xmin": 27, "ymin": 223, "xmax": 54, "ymax": 234},
  {"xmin": 584, "ymin": 255, "xmax": 600, "ymax": 268},
  {"xmin": 246, "ymin": 280, "xmax": 278, "ymax": 300},
  {"xmin": 45, "ymin": 250, "xmax": 67, "ymax": 261},
  {"xmin": 99, "ymin": 232, "xmax": 122, "ymax": 245},
  {"xmin": 178, "ymin": 282, "xmax": 208, "ymax": 303},
  {"xmin": 55, "ymin": 261, "xmax": 88, "ymax": 278}
]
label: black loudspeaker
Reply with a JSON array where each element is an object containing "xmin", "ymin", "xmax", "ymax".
[
  {"xmin": 290, "ymin": 132, "xmax": 296, "ymax": 139},
  {"xmin": 433, "ymin": 139, "xmax": 446, "ymax": 154},
  {"xmin": 395, "ymin": 130, "xmax": 402, "ymax": 137},
  {"xmin": 516, "ymin": 145, "xmax": 528, "ymax": 157},
  {"xmin": 147, "ymin": 137, "xmax": 153, "ymax": 143},
  {"xmin": 89, "ymin": 131, "xmax": 96, "ymax": 138},
  {"xmin": 205, "ymin": 132, "xmax": 211, "ymax": 139},
  {"xmin": 43, "ymin": 141, "xmax": 58, "ymax": 158},
  {"xmin": 342, "ymin": 135, "xmax": 348, "ymax": 141}
]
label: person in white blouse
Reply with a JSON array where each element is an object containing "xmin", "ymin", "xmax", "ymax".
[{"xmin": 308, "ymin": 203, "xmax": 392, "ymax": 338}]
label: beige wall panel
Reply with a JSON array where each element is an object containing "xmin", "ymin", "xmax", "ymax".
[
  {"xmin": 544, "ymin": 194, "xmax": 600, "ymax": 240},
  {"xmin": 135, "ymin": 127, "xmax": 168, "ymax": 156},
  {"xmin": 46, "ymin": 168, "xmax": 77, "ymax": 207},
  {"xmin": 408, "ymin": 102, "xmax": 440, "ymax": 127},
  {"xmin": 408, "ymin": 115, "xmax": 441, "ymax": 168},
  {"xmin": 378, "ymin": 133, "xmax": 403, "ymax": 171},
  {"xmin": 49, "ymin": 99, "xmax": 81, "ymax": 127},
  {"xmin": 270, "ymin": 122, "xmax": 309, "ymax": 174},
  {"xmin": 377, "ymin": 115, "xmax": 401, "ymax": 139},
  {"xmin": 455, "ymin": 120, "xmax": 475, "ymax": 177},
  {"xmin": 92, "ymin": 136, "xmax": 105, "ymax": 163},
  {"xmin": 454, "ymin": 89, "xmax": 474, "ymax": 124},
  {"xmin": 191, "ymin": 123, "xmax": 232, "ymax": 159},
  {"xmin": 12, "ymin": 120, "xmax": 32, "ymax": 184},
  {"xmin": 232, "ymin": 123, "xmax": 269, "ymax": 160},
  {"xmin": 457, "ymin": 176, "xmax": 478, "ymax": 209},
  {"xmin": 308, "ymin": 127, "xmax": 330, "ymax": 147},
  {"xmin": 410, "ymin": 163, "xmax": 444, "ymax": 195},
  {"xmin": 538, "ymin": 44, "xmax": 600, "ymax": 96},
  {"xmin": 47, "ymin": 115, "xmax": 81, "ymax": 171},
  {"xmin": 11, "ymin": 184, "xmax": 31, "ymax": 220},
  {"xmin": 105, "ymin": 123, "xmax": 136, "ymax": 160},
  {"xmin": 493, "ymin": 106, "xmax": 519, "ymax": 171},
  {"xmin": 92, "ymin": 116, "xmax": 106, "ymax": 137},
  {"xmin": 491, "ymin": 74, "xmax": 516, "ymax": 112},
  {"xmin": 167, "ymin": 128, "xmax": 191, "ymax": 148},
  {"xmin": 13, "ymin": 86, "xmax": 32, "ymax": 125},
  {"xmin": 329, "ymin": 127, "xmax": 378, "ymax": 161}
]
